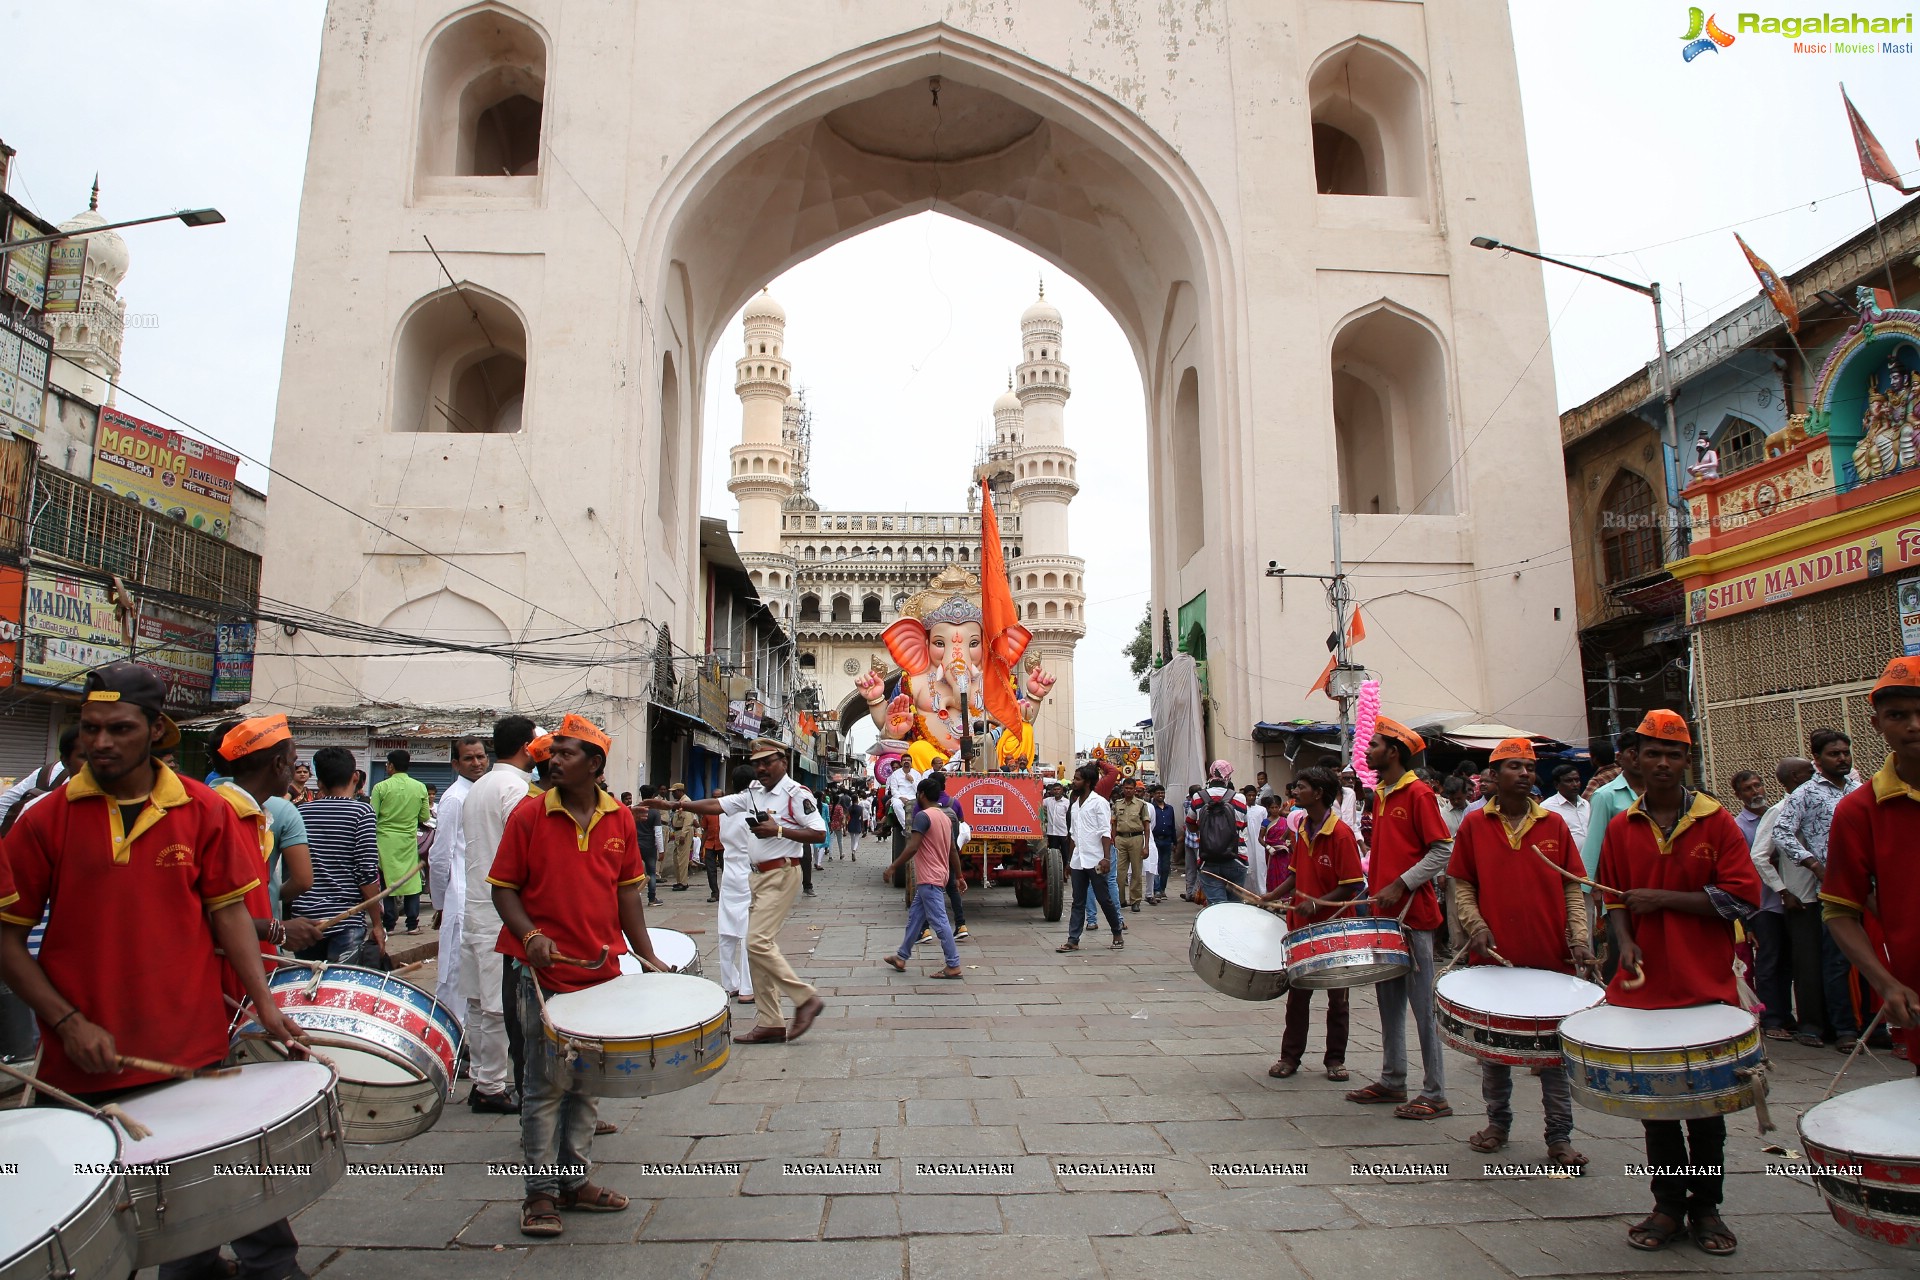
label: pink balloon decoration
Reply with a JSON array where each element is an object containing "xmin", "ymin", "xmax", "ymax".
[{"xmin": 1352, "ymin": 678, "xmax": 1381, "ymax": 789}]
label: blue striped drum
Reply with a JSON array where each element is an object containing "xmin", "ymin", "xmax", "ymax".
[{"xmin": 1558, "ymin": 1003, "xmax": 1762, "ymax": 1120}]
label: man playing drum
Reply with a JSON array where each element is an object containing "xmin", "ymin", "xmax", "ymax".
[
  {"xmin": 0, "ymin": 663, "xmax": 307, "ymax": 1280},
  {"xmin": 1447, "ymin": 737, "xmax": 1595, "ymax": 1168},
  {"xmin": 1260, "ymin": 766, "xmax": 1364, "ymax": 1081},
  {"xmin": 1822, "ymin": 656, "xmax": 1920, "ymax": 1070},
  {"xmin": 1346, "ymin": 715, "xmax": 1453, "ymax": 1121},
  {"xmin": 486, "ymin": 713, "xmax": 667, "ymax": 1238},
  {"xmin": 1597, "ymin": 710, "xmax": 1760, "ymax": 1257}
]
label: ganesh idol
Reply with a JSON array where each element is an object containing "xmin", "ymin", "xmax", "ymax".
[{"xmin": 853, "ymin": 565, "xmax": 1056, "ymax": 767}]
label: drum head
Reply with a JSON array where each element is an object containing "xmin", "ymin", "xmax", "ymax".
[
  {"xmin": 546, "ymin": 974, "xmax": 727, "ymax": 1038},
  {"xmin": 0, "ymin": 1110, "xmax": 119, "ymax": 1261},
  {"xmin": 1560, "ymin": 1003, "xmax": 1755, "ymax": 1049},
  {"xmin": 1436, "ymin": 967, "xmax": 1605, "ymax": 1018},
  {"xmin": 113, "ymin": 1061, "xmax": 336, "ymax": 1165},
  {"xmin": 618, "ymin": 929, "xmax": 698, "ymax": 974},
  {"xmin": 1192, "ymin": 903, "xmax": 1290, "ymax": 970},
  {"xmin": 1800, "ymin": 1078, "xmax": 1920, "ymax": 1156},
  {"xmin": 322, "ymin": 1045, "xmax": 421, "ymax": 1084}
]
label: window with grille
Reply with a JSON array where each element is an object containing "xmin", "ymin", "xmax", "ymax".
[
  {"xmin": 1717, "ymin": 418, "xmax": 1765, "ymax": 476},
  {"xmin": 1599, "ymin": 471, "xmax": 1661, "ymax": 583}
]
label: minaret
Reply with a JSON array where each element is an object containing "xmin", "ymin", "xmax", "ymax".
[
  {"xmin": 1009, "ymin": 283, "xmax": 1086, "ymax": 767},
  {"xmin": 728, "ymin": 290, "xmax": 799, "ymax": 620},
  {"xmin": 44, "ymin": 177, "xmax": 131, "ymax": 407}
]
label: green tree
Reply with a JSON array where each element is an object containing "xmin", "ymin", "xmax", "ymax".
[{"xmin": 1125, "ymin": 602, "xmax": 1153, "ymax": 694}]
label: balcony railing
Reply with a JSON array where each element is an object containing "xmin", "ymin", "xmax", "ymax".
[{"xmin": 29, "ymin": 464, "xmax": 259, "ymax": 610}]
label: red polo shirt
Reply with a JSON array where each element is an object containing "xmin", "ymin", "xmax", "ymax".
[
  {"xmin": 1, "ymin": 764, "xmax": 259, "ymax": 1092},
  {"xmin": 1597, "ymin": 792, "xmax": 1759, "ymax": 1010},
  {"xmin": 1368, "ymin": 772, "xmax": 1449, "ymax": 932},
  {"xmin": 213, "ymin": 783, "xmax": 283, "ymax": 1000},
  {"xmin": 1448, "ymin": 802, "xmax": 1581, "ymax": 973},
  {"xmin": 1823, "ymin": 756, "xmax": 1920, "ymax": 1061},
  {"xmin": 1288, "ymin": 810, "xmax": 1366, "ymax": 929},
  {"xmin": 0, "ymin": 843, "xmax": 15, "ymax": 917},
  {"xmin": 488, "ymin": 788, "xmax": 646, "ymax": 992}
]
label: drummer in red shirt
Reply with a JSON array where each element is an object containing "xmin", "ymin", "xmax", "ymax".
[
  {"xmin": 1597, "ymin": 709, "xmax": 1759, "ymax": 1257},
  {"xmin": 1260, "ymin": 765, "xmax": 1364, "ymax": 1081},
  {"xmin": 1345, "ymin": 715, "xmax": 1453, "ymax": 1121},
  {"xmin": 1448, "ymin": 737, "xmax": 1595, "ymax": 1168},
  {"xmin": 1822, "ymin": 656, "xmax": 1920, "ymax": 1070},
  {"xmin": 488, "ymin": 713, "xmax": 666, "ymax": 1239}
]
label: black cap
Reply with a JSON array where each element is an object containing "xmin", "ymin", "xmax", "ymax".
[{"xmin": 81, "ymin": 662, "xmax": 181, "ymax": 749}]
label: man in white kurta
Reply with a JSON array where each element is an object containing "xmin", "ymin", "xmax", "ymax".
[
  {"xmin": 430, "ymin": 737, "xmax": 489, "ymax": 1013},
  {"xmin": 716, "ymin": 766, "xmax": 759, "ymax": 1003},
  {"xmin": 459, "ymin": 720, "xmax": 537, "ymax": 1111}
]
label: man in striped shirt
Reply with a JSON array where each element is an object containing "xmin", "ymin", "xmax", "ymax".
[{"xmin": 289, "ymin": 746, "xmax": 385, "ymax": 961}]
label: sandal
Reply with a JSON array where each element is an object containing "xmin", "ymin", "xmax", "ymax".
[
  {"xmin": 1393, "ymin": 1097, "xmax": 1453, "ymax": 1120},
  {"xmin": 1467, "ymin": 1125, "xmax": 1508, "ymax": 1153},
  {"xmin": 884, "ymin": 955, "xmax": 906, "ymax": 971},
  {"xmin": 930, "ymin": 967, "xmax": 964, "ymax": 979},
  {"xmin": 1626, "ymin": 1210, "xmax": 1684, "ymax": 1252},
  {"xmin": 520, "ymin": 1194, "xmax": 563, "ymax": 1237},
  {"xmin": 1794, "ymin": 1032, "xmax": 1823, "ymax": 1048},
  {"xmin": 1688, "ymin": 1211, "xmax": 1737, "ymax": 1256},
  {"xmin": 1111, "ymin": 936, "xmax": 1124, "ymax": 949},
  {"xmin": 1325, "ymin": 1064, "xmax": 1349, "ymax": 1082},
  {"xmin": 1545, "ymin": 1139, "xmax": 1588, "ymax": 1169},
  {"xmin": 1344, "ymin": 1082, "xmax": 1407, "ymax": 1105},
  {"xmin": 557, "ymin": 1182, "xmax": 630, "ymax": 1212},
  {"xmin": 1763, "ymin": 1027, "xmax": 1793, "ymax": 1041},
  {"xmin": 1268, "ymin": 1059, "xmax": 1299, "ymax": 1079},
  {"xmin": 1056, "ymin": 942, "xmax": 1080, "ymax": 952}
]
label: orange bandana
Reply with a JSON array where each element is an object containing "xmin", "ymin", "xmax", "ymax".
[
  {"xmin": 220, "ymin": 714, "xmax": 290, "ymax": 759},
  {"xmin": 556, "ymin": 713, "xmax": 611, "ymax": 752},
  {"xmin": 1489, "ymin": 737, "xmax": 1535, "ymax": 763},
  {"xmin": 1635, "ymin": 709, "xmax": 1692, "ymax": 745}
]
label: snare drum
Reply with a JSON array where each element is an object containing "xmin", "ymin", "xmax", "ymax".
[
  {"xmin": 618, "ymin": 928, "xmax": 703, "ymax": 975},
  {"xmin": 0, "ymin": 1111, "xmax": 139, "ymax": 1280},
  {"xmin": 232, "ymin": 964, "xmax": 460, "ymax": 1144},
  {"xmin": 1798, "ymin": 1078, "xmax": 1920, "ymax": 1250},
  {"xmin": 542, "ymin": 973, "xmax": 730, "ymax": 1097},
  {"xmin": 1435, "ymin": 967, "xmax": 1605, "ymax": 1066},
  {"xmin": 1558, "ymin": 1003, "xmax": 1762, "ymax": 1120},
  {"xmin": 112, "ymin": 1061, "xmax": 345, "ymax": 1268},
  {"xmin": 1284, "ymin": 917, "xmax": 1411, "ymax": 989},
  {"xmin": 1188, "ymin": 904, "xmax": 1290, "ymax": 1001}
]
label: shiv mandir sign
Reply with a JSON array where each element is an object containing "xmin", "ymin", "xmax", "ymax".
[{"xmin": 1685, "ymin": 511, "xmax": 1920, "ymax": 624}]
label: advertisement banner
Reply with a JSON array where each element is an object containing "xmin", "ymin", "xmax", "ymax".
[
  {"xmin": 1900, "ymin": 575, "xmax": 1920, "ymax": 658},
  {"xmin": 0, "ymin": 436, "xmax": 32, "ymax": 554},
  {"xmin": 214, "ymin": 622, "xmax": 256, "ymax": 704},
  {"xmin": 0, "ymin": 565, "xmax": 23, "ymax": 688},
  {"xmin": 3, "ymin": 214, "xmax": 47, "ymax": 310},
  {"xmin": 0, "ymin": 310, "xmax": 51, "ymax": 440},
  {"xmin": 943, "ymin": 772, "xmax": 1046, "ymax": 840},
  {"xmin": 1685, "ymin": 513, "xmax": 1920, "ymax": 625},
  {"xmin": 135, "ymin": 608, "xmax": 215, "ymax": 715},
  {"xmin": 92, "ymin": 405, "xmax": 240, "ymax": 540},
  {"xmin": 42, "ymin": 240, "xmax": 85, "ymax": 314},
  {"xmin": 22, "ymin": 571, "xmax": 125, "ymax": 689}
]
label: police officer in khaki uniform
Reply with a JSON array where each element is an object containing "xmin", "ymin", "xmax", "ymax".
[
  {"xmin": 1112, "ymin": 778, "xmax": 1154, "ymax": 912},
  {"xmin": 666, "ymin": 783, "xmax": 699, "ymax": 891}
]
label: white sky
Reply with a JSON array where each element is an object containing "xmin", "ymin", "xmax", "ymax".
[{"xmin": 0, "ymin": 1, "xmax": 1912, "ymax": 748}]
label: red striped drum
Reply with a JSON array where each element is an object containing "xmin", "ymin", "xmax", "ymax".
[{"xmin": 1798, "ymin": 1078, "xmax": 1920, "ymax": 1250}]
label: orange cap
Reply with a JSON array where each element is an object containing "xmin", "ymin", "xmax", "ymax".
[
  {"xmin": 220, "ymin": 714, "xmax": 291, "ymax": 759},
  {"xmin": 1489, "ymin": 737, "xmax": 1536, "ymax": 763},
  {"xmin": 555, "ymin": 713, "xmax": 611, "ymax": 753},
  {"xmin": 1373, "ymin": 716, "xmax": 1426, "ymax": 756},
  {"xmin": 526, "ymin": 733, "xmax": 554, "ymax": 763},
  {"xmin": 1871, "ymin": 656, "xmax": 1920, "ymax": 702},
  {"xmin": 1635, "ymin": 709, "xmax": 1692, "ymax": 745}
]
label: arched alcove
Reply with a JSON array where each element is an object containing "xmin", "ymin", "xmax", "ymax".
[
  {"xmin": 1331, "ymin": 305, "xmax": 1456, "ymax": 515},
  {"xmin": 414, "ymin": 5, "xmax": 548, "ymax": 190},
  {"xmin": 391, "ymin": 283, "xmax": 528, "ymax": 433},
  {"xmin": 1308, "ymin": 39, "xmax": 1429, "ymax": 202},
  {"xmin": 365, "ymin": 589, "xmax": 514, "ymax": 706}
]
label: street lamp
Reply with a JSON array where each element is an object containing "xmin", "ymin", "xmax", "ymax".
[
  {"xmin": 0, "ymin": 208, "xmax": 225, "ymax": 253},
  {"xmin": 1472, "ymin": 235, "xmax": 1688, "ymax": 556}
]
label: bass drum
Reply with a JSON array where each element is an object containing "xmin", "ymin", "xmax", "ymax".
[{"xmin": 1188, "ymin": 903, "xmax": 1290, "ymax": 1001}]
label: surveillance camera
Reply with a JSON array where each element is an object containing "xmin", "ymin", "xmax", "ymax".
[{"xmin": 1265, "ymin": 561, "xmax": 1285, "ymax": 577}]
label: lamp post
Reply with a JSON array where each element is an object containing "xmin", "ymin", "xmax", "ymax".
[
  {"xmin": 1471, "ymin": 236, "xmax": 1688, "ymax": 556},
  {"xmin": 0, "ymin": 208, "xmax": 225, "ymax": 253}
]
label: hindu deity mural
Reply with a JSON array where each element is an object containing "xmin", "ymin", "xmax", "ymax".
[
  {"xmin": 1805, "ymin": 289, "xmax": 1920, "ymax": 491},
  {"xmin": 1851, "ymin": 349, "xmax": 1920, "ymax": 484},
  {"xmin": 853, "ymin": 565, "xmax": 1056, "ymax": 771}
]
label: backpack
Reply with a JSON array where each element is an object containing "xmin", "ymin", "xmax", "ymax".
[{"xmin": 1197, "ymin": 792, "xmax": 1240, "ymax": 863}]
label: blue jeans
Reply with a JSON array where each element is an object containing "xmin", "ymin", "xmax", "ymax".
[
  {"xmin": 900, "ymin": 884, "xmax": 960, "ymax": 968},
  {"xmin": 1069, "ymin": 866, "xmax": 1123, "ymax": 944},
  {"xmin": 1376, "ymin": 926, "xmax": 1445, "ymax": 1099},
  {"xmin": 382, "ymin": 892, "xmax": 420, "ymax": 931},
  {"xmin": 1481, "ymin": 1061, "xmax": 1573, "ymax": 1144},
  {"xmin": 513, "ymin": 964, "xmax": 597, "ymax": 1198},
  {"xmin": 1821, "ymin": 919, "xmax": 1860, "ymax": 1039},
  {"xmin": 1085, "ymin": 859, "xmax": 1120, "ymax": 926},
  {"xmin": 1200, "ymin": 858, "xmax": 1246, "ymax": 895},
  {"xmin": 1153, "ymin": 840, "xmax": 1172, "ymax": 896},
  {"xmin": 294, "ymin": 918, "xmax": 366, "ymax": 963}
]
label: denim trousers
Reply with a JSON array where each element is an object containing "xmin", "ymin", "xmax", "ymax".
[
  {"xmin": 382, "ymin": 892, "xmax": 420, "ymax": 930},
  {"xmin": 1820, "ymin": 919, "xmax": 1860, "ymax": 1039},
  {"xmin": 1747, "ymin": 910, "xmax": 1791, "ymax": 1031},
  {"xmin": 1481, "ymin": 1061, "xmax": 1573, "ymax": 1143},
  {"xmin": 1152, "ymin": 839, "xmax": 1172, "ymax": 896},
  {"xmin": 1376, "ymin": 927, "xmax": 1445, "ymax": 1099},
  {"xmin": 513, "ymin": 964, "xmax": 597, "ymax": 1198},
  {"xmin": 640, "ymin": 842, "xmax": 660, "ymax": 902},
  {"xmin": 293, "ymin": 918, "xmax": 366, "ymax": 963},
  {"xmin": 1084, "ymin": 859, "xmax": 1120, "ymax": 926},
  {"xmin": 1068, "ymin": 866, "xmax": 1124, "ymax": 944},
  {"xmin": 900, "ymin": 883, "xmax": 960, "ymax": 968}
]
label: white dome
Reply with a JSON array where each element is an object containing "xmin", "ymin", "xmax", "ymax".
[
  {"xmin": 743, "ymin": 290, "xmax": 786, "ymax": 324},
  {"xmin": 785, "ymin": 393, "xmax": 803, "ymax": 409},
  {"xmin": 994, "ymin": 387, "xmax": 1022, "ymax": 414},
  {"xmin": 1021, "ymin": 293, "xmax": 1060, "ymax": 327},
  {"xmin": 58, "ymin": 209, "xmax": 129, "ymax": 286}
]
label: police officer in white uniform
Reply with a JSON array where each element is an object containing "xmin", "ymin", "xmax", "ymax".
[{"xmin": 657, "ymin": 739, "xmax": 826, "ymax": 1043}]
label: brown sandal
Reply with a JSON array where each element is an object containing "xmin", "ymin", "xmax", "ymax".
[
  {"xmin": 1325, "ymin": 1064, "xmax": 1349, "ymax": 1081},
  {"xmin": 1626, "ymin": 1210, "xmax": 1683, "ymax": 1252},
  {"xmin": 520, "ymin": 1194, "xmax": 563, "ymax": 1237},
  {"xmin": 1268, "ymin": 1059, "xmax": 1299, "ymax": 1078},
  {"xmin": 1467, "ymin": 1126, "xmax": 1508, "ymax": 1153},
  {"xmin": 1345, "ymin": 1082, "xmax": 1407, "ymax": 1105},
  {"xmin": 557, "ymin": 1182, "xmax": 630, "ymax": 1212},
  {"xmin": 1546, "ymin": 1139, "xmax": 1588, "ymax": 1168}
]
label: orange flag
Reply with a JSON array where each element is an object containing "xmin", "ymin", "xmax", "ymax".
[
  {"xmin": 1307, "ymin": 654, "xmax": 1337, "ymax": 699},
  {"xmin": 1346, "ymin": 608, "xmax": 1367, "ymax": 647},
  {"xmin": 977, "ymin": 478, "xmax": 1026, "ymax": 731},
  {"xmin": 1734, "ymin": 233, "xmax": 1801, "ymax": 334},
  {"xmin": 1841, "ymin": 85, "xmax": 1918, "ymax": 196}
]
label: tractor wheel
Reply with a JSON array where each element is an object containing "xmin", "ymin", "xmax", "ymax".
[
  {"xmin": 1042, "ymin": 845, "xmax": 1065, "ymax": 922},
  {"xmin": 1013, "ymin": 879, "xmax": 1043, "ymax": 908}
]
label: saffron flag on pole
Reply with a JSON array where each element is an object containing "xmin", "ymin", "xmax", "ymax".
[
  {"xmin": 1841, "ymin": 84, "xmax": 1918, "ymax": 196},
  {"xmin": 1347, "ymin": 607, "xmax": 1367, "ymax": 648},
  {"xmin": 1733, "ymin": 234, "xmax": 1800, "ymax": 334},
  {"xmin": 976, "ymin": 477, "xmax": 1027, "ymax": 732},
  {"xmin": 1308, "ymin": 654, "xmax": 1337, "ymax": 699}
]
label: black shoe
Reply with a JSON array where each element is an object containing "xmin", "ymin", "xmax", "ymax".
[
  {"xmin": 706, "ymin": 895, "xmax": 719, "ymax": 903},
  {"xmin": 804, "ymin": 889, "xmax": 817, "ymax": 897},
  {"xmin": 671, "ymin": 885, "xmax": 689, "ymax": 892},
  {"xmin": 469, "ymin": 1087, "xmax": 520, "ymax": 1114}
]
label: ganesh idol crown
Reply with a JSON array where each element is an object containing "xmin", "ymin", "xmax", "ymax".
[{"xmin": 853, "ymin": 565, "xmax": 1057, "ymax": 772}]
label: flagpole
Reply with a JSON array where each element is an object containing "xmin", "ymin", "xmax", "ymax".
[
  {"xmin": 1844, "ymin": 82, "xmax": 1906, "ymax": 299},
  {"xmin": 1862, "ymin": 174, "xmax": 1902, "ymax": 301}
]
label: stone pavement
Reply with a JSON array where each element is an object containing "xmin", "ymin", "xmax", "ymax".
[{"xmin": 290, "ymin": 859, "xmax": 1913, "ymax": 1279}]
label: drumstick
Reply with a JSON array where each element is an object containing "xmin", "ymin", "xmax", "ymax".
[
  {"xmin": 314, "ymin": 860, "xmax": 422, "ymax": 931},
  {"xmin": 549, "ymin": 945, "xmax": 612, "ymax": 970},
  {"xmin": 1618, "ymin": 960, "xmax": 1647, "ymax": 990},
  {"xmin": 1198, "ymin": 870, "xmax": 1286, "ymax": 916},
  {"xmin": 0, "ymin": 1058, "xmax": 153, "ymax": 1142},
  {"xmin": 116, "ymin": 1054, "xmax": 240, "ymax": 1080},
  {"xmin": 1531, "ymin": 846, "xmax": 1623, "ymax": 898},
  {"xmin": 391, "ymin": 959, "xmax": 428, "ymax": 976},
  {"xmin": 1823, "ymin": 1005, "xmax": 1891, "ymax": 1098}
]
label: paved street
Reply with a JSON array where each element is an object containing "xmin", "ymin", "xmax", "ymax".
[{"xmin": 293, "ymin": 863, "xmax": 1913, "ymax": 1279}]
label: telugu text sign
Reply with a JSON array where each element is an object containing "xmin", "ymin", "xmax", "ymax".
[
  {"xmin": 22, "ymin": 571, "xmax": 125, "ymax": 689},
  {"xmin": 92, "ymin": 405, "xmax": 240, "ymax": 540}
]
